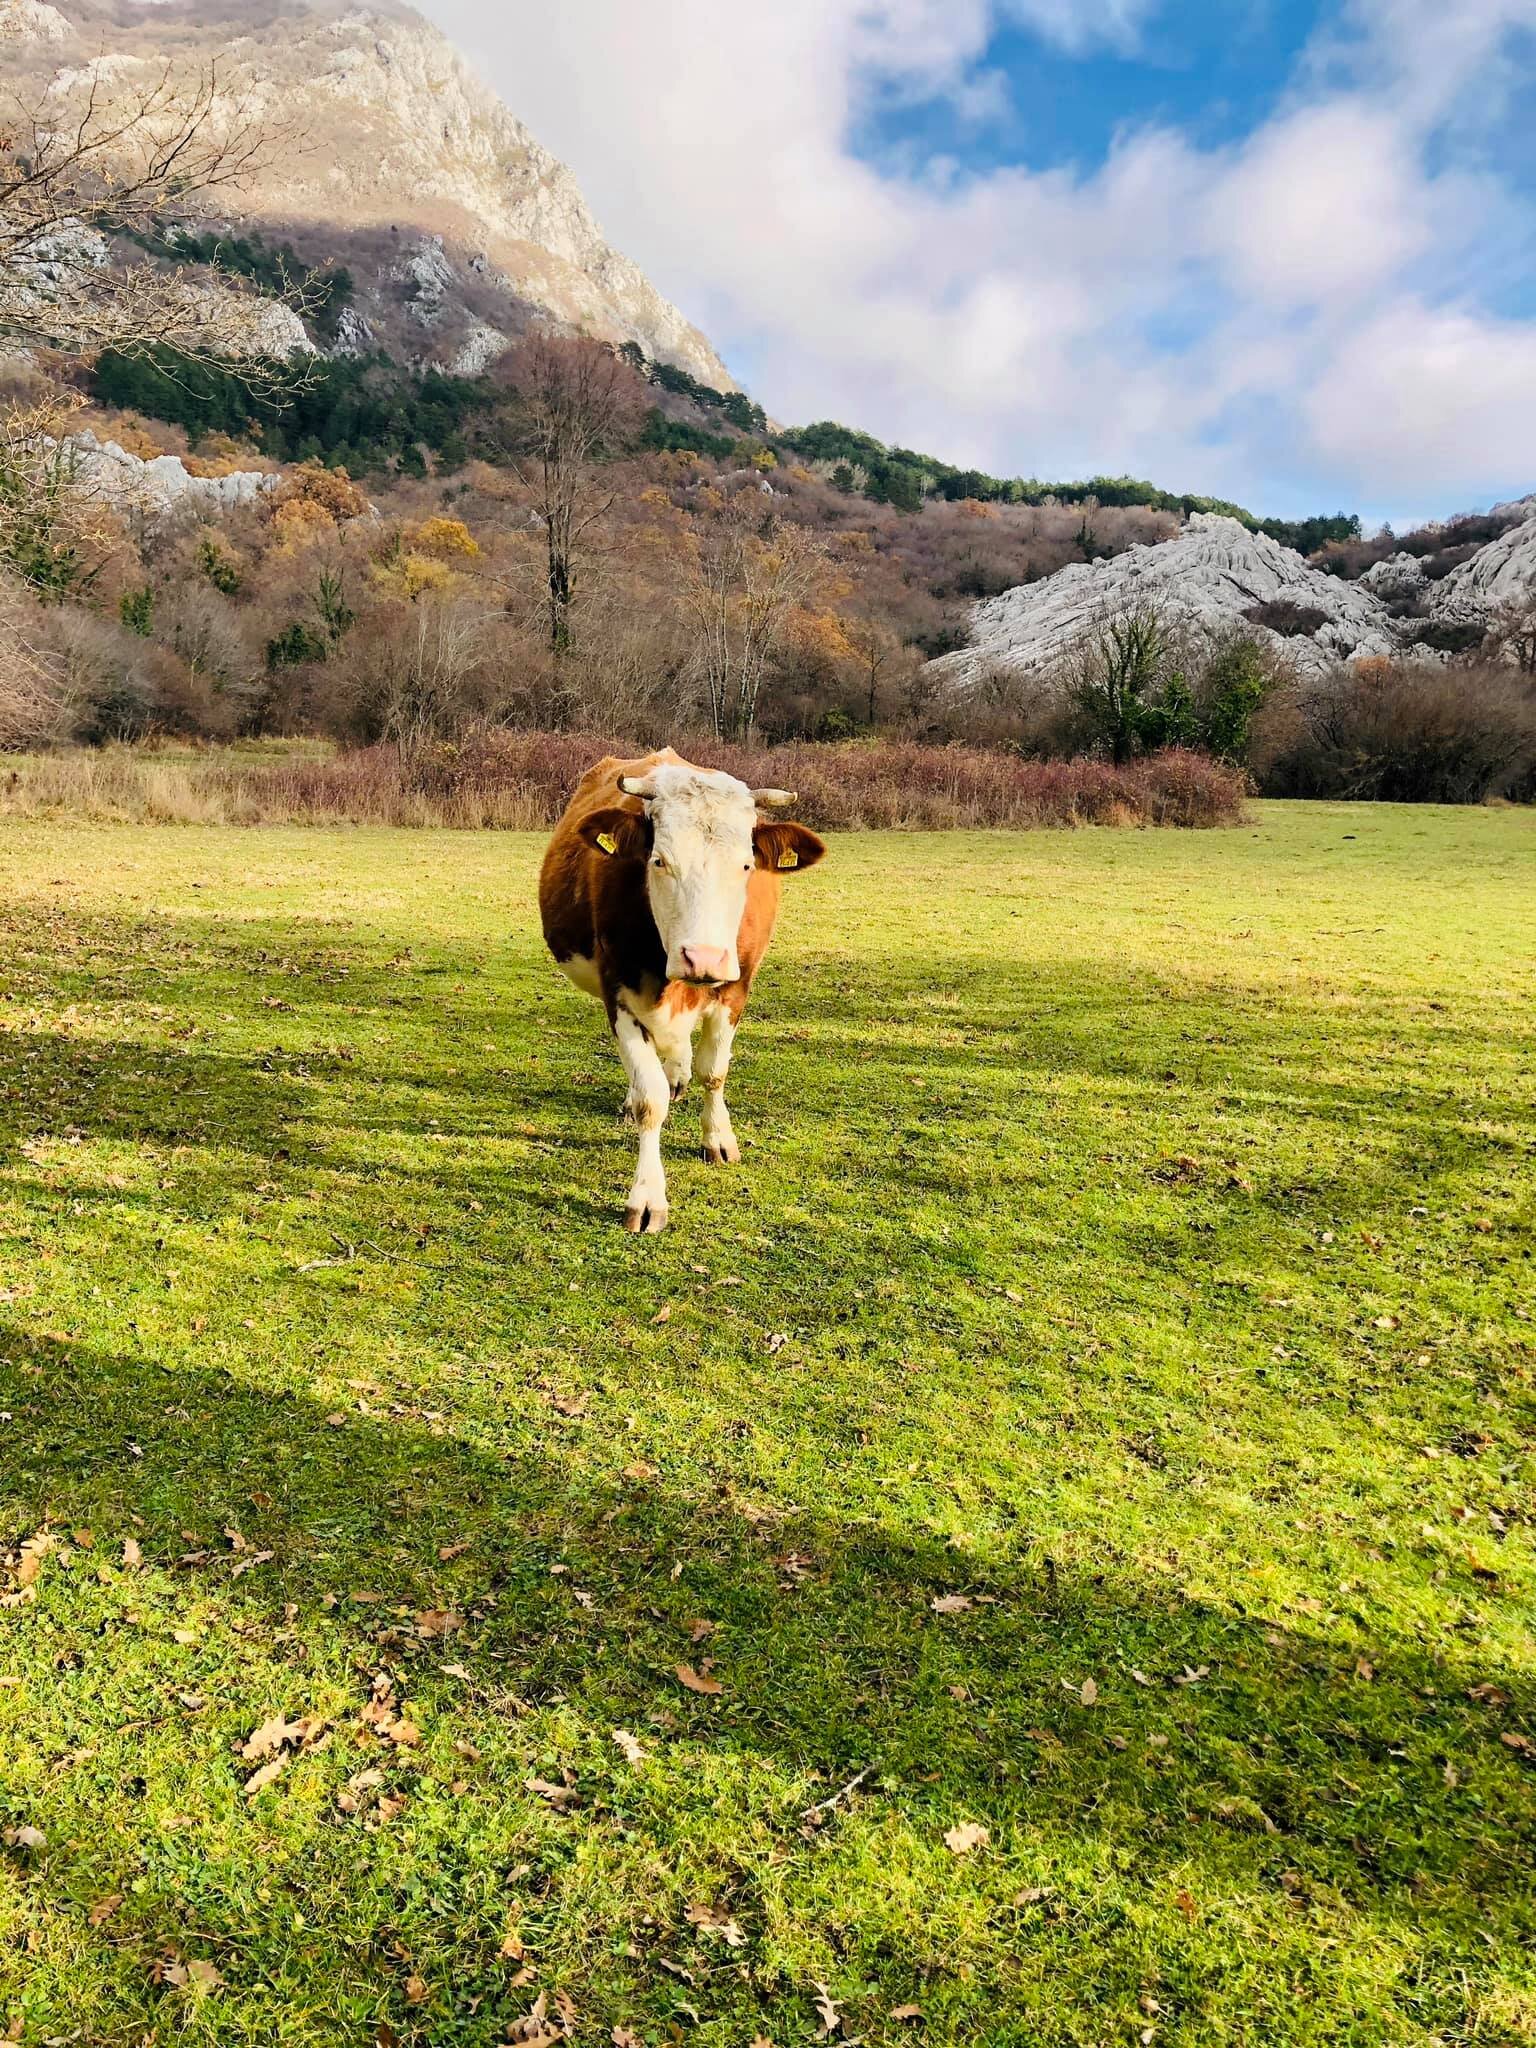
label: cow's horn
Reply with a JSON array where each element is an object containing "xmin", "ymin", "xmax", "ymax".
[
  {"xmin": 751, "ymin": 787, "xmax": 797, "ymax": 808},
  {"xmin": 618, "ymin": 775, "xmax": 656, "ymax": 798}
]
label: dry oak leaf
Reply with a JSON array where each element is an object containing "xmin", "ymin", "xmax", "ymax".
[
  {"xmin": 813, "ymin": 1982, "xmax": 843, "ymax": 2037},
  {"xmin": 438, "ymin": 1540, "xmax": 471, "ymax": 1561},
  {"xmin": 1079, "ymin": 1677, "xmax": 1099, "ymax": 1706},
  {"xmin": 526, "ymin": 1775, "xmax": 581, "ymax": 1812},
  {"xmin": 943, "ymin": 1821, "xmax": 990, "ymax": 1855},
  {"xmin": 88, "ymin": 1893, "xmax": 124, "ymax": 1928},
  {"xmin": 404, "ymin": 1976, "xmax": 428, "ymax": 2005},
  {"xmin": 675, "ymin": 1662, "xmax": 725, "ymax": 1695},
  {"xmin": 243, "ymin": 1754, "xmax": 288, "ymax": 1798},
  {"xmin": 7, "ymin": 1825, "xmax": 45, "ymax": 1850},
  {"xmin": 930, "ymin": 1593, "xmax": 973, "ymax": 1614},
  {"xmin": 891, "ymin": 2005, "xmax": 924, "ymax": 2021},
  {"xmin": 612, "ymin": 2032, "xmax": 644, "ymax": 2047},
  {"xmin": 239, "ymin": 1714, "xmax": 305, "ymax": 1762},
  {"xmin": 684, "ymin": 1901, "xmax": 746, "ymax": 1946},
  {"xmin": 122, "ymin": 1538, "xmax": 143, "ymax": 1570},
  {"xmin": 169, "ymin": 1958, "xmax": 224, "ymax": 1995},
  {"xmin": 611, "ymin": 1728, "xmax": 646, "ymax": 1766}
]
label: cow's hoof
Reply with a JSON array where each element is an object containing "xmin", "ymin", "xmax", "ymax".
[
  {"xmin": 670, "ymin": 1076, "xmax": 690, "ymax": 1102},
  {"xmin": 702, "ymin": 1137, "xmax": 741, "ymax": 1165},
  {"xmin": 623, "ymin": 1203, "xmax": 668, "ymax": 1234}
]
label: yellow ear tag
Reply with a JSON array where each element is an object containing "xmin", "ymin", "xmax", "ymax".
[
  {"xmin": 596, "ymin": 831, "xmax": 618, "ymax": 856},
  {"xmin": 777, "ymin": 847, "xmax": 799, "ymax": 869}
]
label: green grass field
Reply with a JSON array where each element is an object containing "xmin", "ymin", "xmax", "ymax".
[{"xmin": 0, "ymin": 802, "xmax": 1532, "ymax": 2048}]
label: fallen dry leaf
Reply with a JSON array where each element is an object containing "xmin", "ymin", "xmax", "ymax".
[
  {"xmin": 685, "ymin": 1901, "xmax": 747, "ymax": 1946},
  {"xmin": 415, "ymin": 1609, "xmax": 462, "ymax": 1640},
  {"xmin": 1174, "ymin": 1887, "xmax": 1197, "ymax": 1923},
  {"xmin": 1079, "ymin": 1677, "xmax": 1099, "ymax": 1706},
  {"xmin": 243, "ymin": 1755, "xmax": 288, "ymax": 1798},
  {"xmin": 405, "ymin": 1976, "xmax": 428, "ymax": 2005},
  {"xmin": 88, "ymin": 1893, "xmax": 124, "ymax": 1928},
  {"xmin": 890, "ymin": 2004, "xmax": 924, "ymax": 2021},
  {"xmin": 611, "ymin": 1728, "xmax": 646, "ymax": 1767},
  {"xmin": 813, "ymin": 1982, "xmax": 842, "ymax": 2037},
  {"xmin": 930, "ymin": 1593, "xmax": 973, "ymax": 1614},
  {"xmin": 675, "ymin": 1662, "xmax": 725, "ymax": 1696},
  {"xmin": 122, "ymin": 1538, "xmax": 143, "ymax": 1570},
  {"xmin": 651, "ymin": 1303, "xmax": 672, "ymax": 1324},
  {"xmin": 943, "ymin": 1821, "xmax": 989, "ymax": 1855},
  {"xmin": 8, "ymin": 1825, "xmax": 45, "ymax": 1851},
  {"xmin": 438, "ymin": 1540, "xmax": 471, "ymax": 1561},
  {"xmin": 526, "ymin": 1775, "xmax": 580, "ymax": 1812}
]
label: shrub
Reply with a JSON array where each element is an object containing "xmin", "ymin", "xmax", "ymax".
[
  {"xmin": 1244, "ymin": 599, "xmax": 1330, "ymax": 638},
  {"xmin": 1255, "ymin": 659, "xmax": 1536, "ymax": 803},
  {"xmin": 266, "ymin": 621, "xmax": 329, "ymax": 669}
]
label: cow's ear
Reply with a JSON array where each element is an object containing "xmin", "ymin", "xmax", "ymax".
[
  {"xmin": 753, "ymin": 821, "xmax": 826, "ymax": 874},
  {"xmin": 579, "ymin": 808, "xmax": 649, "ymax": 861}
]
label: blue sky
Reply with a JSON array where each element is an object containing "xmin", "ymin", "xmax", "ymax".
[
  {"xmin": 426, "ymin": 0, "xmax": 1536, "ymax": 527},
  {"xmin": 855, "ymin": 3, "xmax": 1325, "ymax": 187}
]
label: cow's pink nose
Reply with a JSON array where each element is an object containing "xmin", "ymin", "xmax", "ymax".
[{"xmin": 679, "ymin": 945, "xmax": 730, "ymax": 983}]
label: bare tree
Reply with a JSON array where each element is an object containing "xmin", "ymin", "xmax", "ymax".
[
  {"xmin": 0, "ymin": 384, "xmax": 118, "ymax": 597},
  {"xmin": 0, "ymin": 572, "xmax": 70, "ymax": 745},
  {"xmin": 683, "ymin": 499, "xmax": 829, "ymax": 740},
  {"xmin": 0, "ymin": 56, "xmax": 311, "ymax": 370},
  {"xmin": 1489, "ymin": 596, "xmax": 1536, "ymax": 674},
  {"xmin": 498, "ymin": 335, "xmax": 642, "ymax": 654}
]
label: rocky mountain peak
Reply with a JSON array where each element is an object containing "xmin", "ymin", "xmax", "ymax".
[{"xmin": 8, "ymin": 0, "xmax": 731, "ymax": 385}]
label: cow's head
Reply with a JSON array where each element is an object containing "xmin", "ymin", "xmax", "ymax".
[{"xmin": 580, "ymin": 762, "xmax": 825, "ymax": 986}]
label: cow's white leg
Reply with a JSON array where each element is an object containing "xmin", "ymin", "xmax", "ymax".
[
  {"xmin": 615, "ymin": 1009, "xmax": 671, "ymax": 1232},
  {"xmin": 697, "ymin": 1004, "xmax": 740, "ymax": 1165}
]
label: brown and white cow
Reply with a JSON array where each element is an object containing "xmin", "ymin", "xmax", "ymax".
[{"xmin": 539, "ymin": 748, "xmax": 826, "ymax": 1232}]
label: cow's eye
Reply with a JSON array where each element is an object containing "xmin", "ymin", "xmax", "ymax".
[{"xmin": 651, "ymin": 855, "xmax": 667, "ymax": 872}]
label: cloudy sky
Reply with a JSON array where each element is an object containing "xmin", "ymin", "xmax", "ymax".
[{"xmin": 418, "ymin": 0, "xmax": 1536, "ymax": 527}]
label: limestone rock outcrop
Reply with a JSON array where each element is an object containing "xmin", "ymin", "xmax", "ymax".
[
  {"xmin": 7, "ymin": 0, "xmax": 730, "ymax": 385},
  {"xmin": 930, "ymin": 514, "xmax": 1399, "ymax": 688}
]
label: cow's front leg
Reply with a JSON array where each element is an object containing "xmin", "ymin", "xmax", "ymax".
[
  {"xmin": 615, "ymin": 1009, "xmax": 671, "ymax": 1232},
  {"xmin": 697, "ymin": 1003, "xmax": 740, "ymax": 1165}
]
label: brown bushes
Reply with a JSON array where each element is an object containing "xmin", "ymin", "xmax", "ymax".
[
  {"xmin": 1254, "ymin": 659, "xmax": 1536, "ymax": 803},
  {"xmin": 0, "ymin": 734, "xmax": 1245, "ymax": 830}
]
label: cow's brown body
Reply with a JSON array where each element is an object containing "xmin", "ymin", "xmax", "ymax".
[
  {"xmin": 539, "ymin": 749, "xmax": 783, "ymax": 1027},
  {"xmin": 538, "ymin": 748, "xmax": 825, "ymax": 1231}
]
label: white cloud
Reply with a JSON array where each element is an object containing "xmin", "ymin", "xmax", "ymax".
[{"xmin": 421, "ymin": 0, "xmax": 1536, "ymax": 517}]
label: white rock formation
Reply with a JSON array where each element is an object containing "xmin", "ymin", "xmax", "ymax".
[
  {"xmin": 931, "ymin": 514, "xmax": 1399, "ymax": 689},
  {"xmin": 0, "ymin": 0, "xmax": 70, "ymax": 42},
  {"xmin": 1429, "ymin": 514, "xmax": 1536, "ymax": 623},
  {"xmin": 447, "ymin": 319, "xmax": 509, "ymax": 377},
  {"xmin": 1359, "ymin": 553, "xmax": 1428, "ymax": 604},
  {"xmin": 65, "ymin": 430, "xmax": 277, "ymax": 519}
]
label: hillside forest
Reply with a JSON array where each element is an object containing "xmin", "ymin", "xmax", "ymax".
[{"xmin": 4, "ymin": 288, "xmax": 1535, "ymax": 803}]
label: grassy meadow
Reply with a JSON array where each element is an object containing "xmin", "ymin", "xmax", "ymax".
[{"xmin": 0, "ymin": 802, "xmax": 1532, "ymax": 2046}]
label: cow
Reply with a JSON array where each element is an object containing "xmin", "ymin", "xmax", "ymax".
[{"xmin": 539, "ymin": 748, "xmax": 826, "ymax": 1232}]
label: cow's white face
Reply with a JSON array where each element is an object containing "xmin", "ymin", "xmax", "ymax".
[{"xmin": 630, "ymin": 765, "xmax": 758, "ymax": 985}]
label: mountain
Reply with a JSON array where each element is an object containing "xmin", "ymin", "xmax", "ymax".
[
  {"xmin": 930, "ymin": 512, "xmax": 1536, "ymax": 689},
  {"xmin": 4, "ymin": 0, "xmax": 730, "ymax": 386}
]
